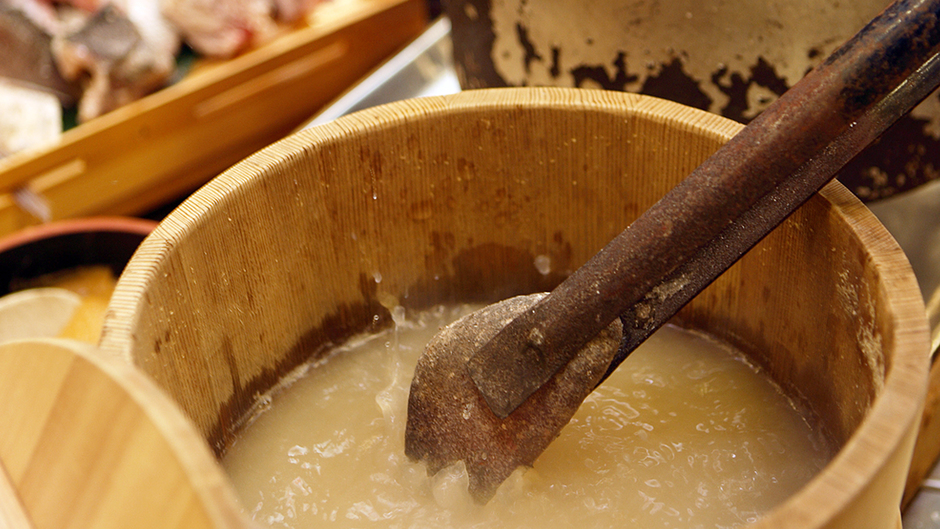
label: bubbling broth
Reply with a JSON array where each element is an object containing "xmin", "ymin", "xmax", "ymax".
[{"xmin": 223, "ymin": 305, "xmax": 832, "ymax": 528}]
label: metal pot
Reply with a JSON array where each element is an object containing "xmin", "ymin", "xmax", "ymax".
[{"xmin": 444, "ymin": 0, "xmax": 940, "ymax": 200}]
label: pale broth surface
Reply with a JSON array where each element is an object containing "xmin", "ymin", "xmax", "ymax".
[{"xmin": 223, "ymin": 305, "xmax": 831, "ymax": 528}]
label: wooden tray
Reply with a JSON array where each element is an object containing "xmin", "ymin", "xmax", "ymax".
[{"xmin": 0, "ymin": 0, "xmax": 427, "ymax": 237}]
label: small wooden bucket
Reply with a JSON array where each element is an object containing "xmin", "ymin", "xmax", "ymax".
[{"xmin": 97, "ymin": 88, "xmax": 928, "ymax": 528}]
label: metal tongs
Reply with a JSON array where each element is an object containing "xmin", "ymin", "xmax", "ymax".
[{"xmin": 406, "ymin": 0, "xmax": 940, "ymax": 503}]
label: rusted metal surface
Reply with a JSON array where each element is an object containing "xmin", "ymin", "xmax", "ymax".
[
  {"xmin": 465, "ymin": 0, "xmax": 940, "ymax": 419},
  {"xmin": 445, "ymin": 0, "xmax": 940, "ymax": 201}
]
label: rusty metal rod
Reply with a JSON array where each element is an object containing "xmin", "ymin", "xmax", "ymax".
[
  {"xmin": 468, "ymin": 0, "xmax": 940, "ymax": 418},
  {"xmin": 606, "ymin": 46, "xmax": 940, "ymax": 383}
]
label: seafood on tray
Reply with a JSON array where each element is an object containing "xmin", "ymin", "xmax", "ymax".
[{"xmin": 0, "ymin": 0, "xmax": 327, "ymax": 157}]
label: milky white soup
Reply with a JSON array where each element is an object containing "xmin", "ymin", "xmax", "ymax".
[{"xmin": 223, "ymin": 305, "xmax": 832, "ymax": 528}]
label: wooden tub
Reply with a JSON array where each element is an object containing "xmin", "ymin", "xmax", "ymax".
[{"xmin": 94, "ymin": 88, "xmax": 928, "ymax": 528}]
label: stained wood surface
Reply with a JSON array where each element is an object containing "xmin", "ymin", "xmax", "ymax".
[
  {"xmin": 0, "ymin": 339, "xmax": 247, "ymax": 529},
  {"xmin": 98, "ymin": 88, "xmax": 929, "ymax": 528},
  {"xmin": 0, "ymin": 0, "xmax": 427, "ymax": 236}
]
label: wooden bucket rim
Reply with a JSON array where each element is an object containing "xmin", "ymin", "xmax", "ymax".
[{"xmin": 101, "ymin": 87, "xmax": 930, "ymax": 528}]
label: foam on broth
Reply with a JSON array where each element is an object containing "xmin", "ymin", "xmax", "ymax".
[{"xmin": 223, "ymin": 304, "xmax": 832, "ymax": 528}]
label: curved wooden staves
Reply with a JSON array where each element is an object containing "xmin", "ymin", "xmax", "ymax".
[
  {"xmin": 98, "ymin": 89, "xmax": 928, "ymax": 528},
  {"xmin": 0, "ymin": 339, "xmax": 249, "ymax": 529}
]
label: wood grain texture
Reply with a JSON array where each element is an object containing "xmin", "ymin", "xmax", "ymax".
[
  {"xmin": 0, "ymin": 456, "xmax": 32, "ymax": 528},
  {"xmin": 905, "ymin": 357, "xmax": 940, "ymax": 507},
  {"xmin": 0, "ymin": 339, "xmax": 247, "ymax": 529},
  {"xmin": 0, "ymin": 0, "xmax": 427, "ymax": 236},
  {"xmin": 98, "ymin": 88, "xmax": 929, "ymax": 528}
]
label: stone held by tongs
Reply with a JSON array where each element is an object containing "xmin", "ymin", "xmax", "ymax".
[
  {"xmin": 405, "ymin": 293, "xmax": 623, "ymax": 502},
  {"xmin": 405, "ymin": 0, "xmax": 940, "ymax": 503}
]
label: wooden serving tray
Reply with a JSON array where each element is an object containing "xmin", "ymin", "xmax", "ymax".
[{"xmin": 0, "ymin": 0, "xmax": 427, "ymax": 237}]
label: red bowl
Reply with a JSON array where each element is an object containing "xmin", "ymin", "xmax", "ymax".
[{"xmin": 0, "ymin": 217, "xmax": 157, "ymax": 295}]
